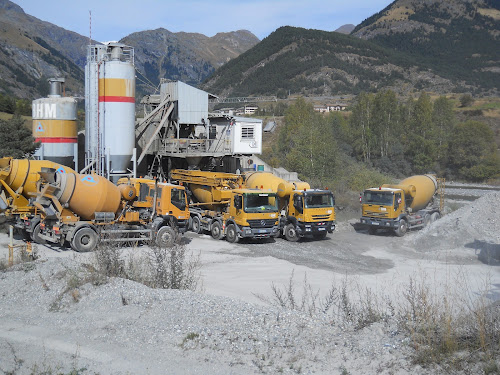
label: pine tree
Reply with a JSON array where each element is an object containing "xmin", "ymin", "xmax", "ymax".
[{"xmin": 0, "ymin": 115, "xmax": 39, "ymax": 158}]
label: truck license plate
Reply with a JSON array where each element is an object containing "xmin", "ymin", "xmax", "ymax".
[
  {"xmin": 318, "ymin": 228, "xmax": 325, "ymax": 231},
  {"xmin": 372, "ymin": 222, "xmax": 380, "ymax": 226},
  {"xmin": 259, "ymin": 229, "xmax": 268, "ymax": 233}
]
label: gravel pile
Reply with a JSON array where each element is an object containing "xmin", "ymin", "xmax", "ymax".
[
  {"xmin": 408, "ymin": 192, "xmax": 500, "ymax": 256},
  {"xmin": 0, "ymin": 257, "xmax": 423, "ymax": 375}
]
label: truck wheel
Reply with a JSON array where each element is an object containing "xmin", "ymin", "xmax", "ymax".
[
  {"xmin": 284, "ymin": 223, "xmax": 299, "ymax": 242},
  {"xmin": 156, "ymin": 226, "xmax": 176, "ymax": 248},
  {"xmin": 211, "ymin": 221, "xmax": 223, "ymax": 240},
  {"xmin": 71, "ymin": 228, "xmax": 98, "ymax": 252},
  {"xmin": 394, "ymin": 219, "xmax": 408, "ymax": 237},
  {"xmin": 31, "ymin": 222, "xmax": 46, "ymax": 245},
  {"xmin": 226, "ymin": 224, "xmax": 239, "ymax": 243},
  {"xmin": 423, "ymin": 214, "xmax": 431, "ymax": 227},
  {"xmin": 431, "ymin": 212, "xmax": 440, "ymax": 223},
  {"xmin": 191, "ymin": 216, "xmax": 202, "ymax": 234}
]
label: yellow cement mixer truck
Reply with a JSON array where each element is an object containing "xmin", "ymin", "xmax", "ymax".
[
  {"xmin": 244, "ymin": 172, "xmax": 336, "ymax": 241},
  {"xmin": 360, "ymin": 174, "xmax": 445, "ymax": 236},
  {"xmin": 31, "ymin": 169, "xmax": 189, "ymax": 251},
  {"xmin": 170, "ymin": 169, "xmax": 279, "ymax": 242},
  {"xmin": 0, "ymin": 157, "xmax": 75, "ymax": 240}
]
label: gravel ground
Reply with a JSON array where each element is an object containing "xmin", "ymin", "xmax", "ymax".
[
  {"xmin": 0, "ymin": 257, "xmax": 420, "ymax": 375},
  {"xmin": 0, "ymin": 191, "xmax": 499, "ymax": 374}
]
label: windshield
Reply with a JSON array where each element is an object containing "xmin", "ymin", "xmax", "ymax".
[
  {"xmin": 171, "ymin": 188, "xmax": 187, "ymax": 210},
  {"xmin": 363, "ymin": 191, "xmax": 393, "ymax": 206},
  {"xmin": 304, "ymin": 193, "xmax": 334, "ymax": 208},
  {"xmin": 243, "ymin": 193, "xmax": 278, "ymax": 213}
]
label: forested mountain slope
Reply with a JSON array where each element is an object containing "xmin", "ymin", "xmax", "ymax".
[{"xmin": 352, "ymin": 0, "xmax": 500, "ymax": 95}]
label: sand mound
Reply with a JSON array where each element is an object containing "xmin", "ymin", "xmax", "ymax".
[{"xmin": 408, "ymin": 192, "xmax": 500, "ymax": 253}]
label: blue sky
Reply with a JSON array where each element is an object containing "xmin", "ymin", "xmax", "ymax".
[{"xmin": 14, "ymin": 0, "xmax": 393, "ymax": 42}]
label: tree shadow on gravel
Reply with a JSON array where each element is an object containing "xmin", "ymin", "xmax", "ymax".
[{"xmin": 465, "ymin": 240, "xmax": 500, "ymax": 266}]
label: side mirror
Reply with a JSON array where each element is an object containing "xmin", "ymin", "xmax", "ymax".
[
  {"xmin": 294, "ymin": 197, "xmax": 303, "ymax": 213},
  {"xmin": 234, "ymin": 196, "xmax": 242, "ymax": 210}
]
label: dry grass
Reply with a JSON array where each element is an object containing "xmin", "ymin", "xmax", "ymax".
[
  {"xmin": 259, "ymin": 269, "xmax": 500, "ymax": 370},
  {"xmin": 477, "ymin": 8, "xmax": 500, "ymax": 21},
  {"xmin": 0, "ymin": 112, "xmax": 31, "ymax": 128}
]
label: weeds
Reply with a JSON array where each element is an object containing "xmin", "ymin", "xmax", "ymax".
[{"xmin": 258, "ymin": 270, "xmax": 500, "ymax": 369}]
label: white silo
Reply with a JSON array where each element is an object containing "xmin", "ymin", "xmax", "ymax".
[
  {"xmin": 32, "ymin": 78, "xmax": 78, "ymax": 168},
  {"xmin": 84, "ymin": 43, "xmax": 135, "ymax": 178}
]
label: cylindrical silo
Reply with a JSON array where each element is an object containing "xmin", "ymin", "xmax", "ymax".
[
  {"xmin": 32, "ymin": 78, "xmax": 77, "ymax": 168},
  {"xmin": 85, "ymin": 43, "xmax": 135, "ymax": 177}
]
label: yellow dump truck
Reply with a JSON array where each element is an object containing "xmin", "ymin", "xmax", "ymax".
[
  {"xmin": 0, "ymin": 157, "xmax": 75, "ymax": 240},
  {"xmin": 170, "ymin": 169, "xmax": 279, "ymax": 242},
  {"xmin": 32, "ymin": 169, "xmax": 189, "ymax": 251},
  {"xmin": 244, "ymin": 172, "xmax": 335, "ymax": 241},
  {"xmin": 360, "ymin": 174, "xmax": 444, "ymax": 236}
]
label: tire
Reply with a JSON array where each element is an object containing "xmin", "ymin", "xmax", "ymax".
[
  {"xmin": 31, "ymin": 222, "xmax": 46, "ymax": 245},
  {"xmin": 423, "ymin": 214, "xmax": 431, "ymax": 228},
  {"xmin": 430, "ymin": 212, "xmax": 440, "ymax": 223},
  {"xmin": 394, "ymin": 219, "xmax": 408, "ymax": 237},
  {"xmin": 313, "ymin": 231, "xmax": 327, "ymax": 240},
  {"xmin": 211, "ymin": 221, "xmax": 223, "ymax": 240},
  {"xmin": 156, "ymin": 226, "xmax": 176, "ymax": 248},
  {"xmin": 284, "ymin": 223, "xmax": 299, "ymax": 242},
  {"xmin": 191, "ymin": 216, "xmax": 202, "ymax": 234},
  {"xmin": 71, "ymin": 227, "xmax": 98, "ymax": 252},
  {"xmin": 225, "ymin": 224, "xmax": 239, "ymax": 243}
]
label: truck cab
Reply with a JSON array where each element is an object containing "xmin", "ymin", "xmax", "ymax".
[
  {"xmin": 224, "ymin": 189, "xmax": 280, "ymax": 242},
  {"xmin": 361, "ymin": 188, "xmax": 405, "ymax": 222},
  {"xmin": 360, "ymin": 187, "xmax": 433, "ymax": 236},
  {"xmin": 117, "ymin": 178, "xmax": 190, "ymax": 232},
  {"xmin": 282, "ymin": 189, "xmax": 336, "ymax": 241}
]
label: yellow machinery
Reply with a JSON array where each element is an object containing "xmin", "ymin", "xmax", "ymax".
[
  {"xmin": 170, "ymin": 169, "xmax": 279, "ymax": 243},
  {"xmin": 31, "ymin": 169, "xmax": 189, "ymax": 251},
  {"xmin": 244, "ymin": 172, "xmax": 335, "ymax": 241},
  {"xmin": 0, "ymin": 157, "xmax": 75, "ymax": 240},
  {"xmin": 360, "ymin": 174, "xmax": 445, "ymax": 236}
]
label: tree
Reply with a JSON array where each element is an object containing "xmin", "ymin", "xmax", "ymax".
[
  {"xmin": 447, "ymin": 120, "xmax": 500, "ymax": 181},
  {"xmin": 432, "ymin": 96, "xmax": 455, "ymax": 167},
  {"xmin": 277, "ymin": 98, "xmax": 338, "ymax": 187},
  {"xmin": 372, "ymin": 90, "xmax": 400, "ymax": 159},
  {"xmin": 406, "ymin": 92, "xmax": 437, "ymax": 173},
  {"xmin": 0, "ymin": 115, "xmax": 40, "ymax": 158},
  {"xmin": 349, "ymin": 92, "xmax": 375, "ymax": 162},
  {"xmin": 459, "ymin": 93, "xmax": 474, "ymax": 108}
]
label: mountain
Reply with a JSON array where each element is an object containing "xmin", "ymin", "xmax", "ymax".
[
  {"xmin": 334, "ymin": 24, "xmax": 355, "ymax": 34},
  {"xmin": 203, "ymin": 0, "xmax": 499, "ymax": 97},
  {"xmin": 202, "ymin": 26, "xmax": 447, "ymax": 97},
  {"xmin": 352, "ymin": 0, "xmax": 500, "ymax": 94},
  {"xmin": 120, "ymin": 29, "xmax": 259, "ymax": 94},
  {"xmin": 0, "ymin": 0, "xmax": 88, "ymax": 98},
  {"xmin": 0, "ymin": 0, "xmax": 259, "ymax": 99}
]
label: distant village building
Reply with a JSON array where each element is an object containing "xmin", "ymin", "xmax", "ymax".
[
  {"xmin": 244, "ymin": 105, "xmax": 259, "ymax": 115},
  {"xmin": 313, "ymin": 103, "xmax": 347, "ymax": 113}
]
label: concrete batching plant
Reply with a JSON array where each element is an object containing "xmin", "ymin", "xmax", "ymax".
[
  {"xmin": 84, "ymin": 43, "xmax": 136, "ymax": 180},
  {"xmin": 32, "ymin": 78, "xmax": 78, "ymax": 169}
]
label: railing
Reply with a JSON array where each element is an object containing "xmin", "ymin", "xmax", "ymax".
[{"xmin": 158, "ymin": 138, "xmax": 231, "ymax": 155}]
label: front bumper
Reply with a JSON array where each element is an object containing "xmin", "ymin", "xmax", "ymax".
[
  {"xmin": 296, "ymin": 221, "xmax": 335, "ymax": 235},
  {"xmin": 360, "ymin": 217, "xmax": 397, "ymax": 228},
  {"xmin": 238, "ymin": 225, "xmax": 279, "ymax": 238}
]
